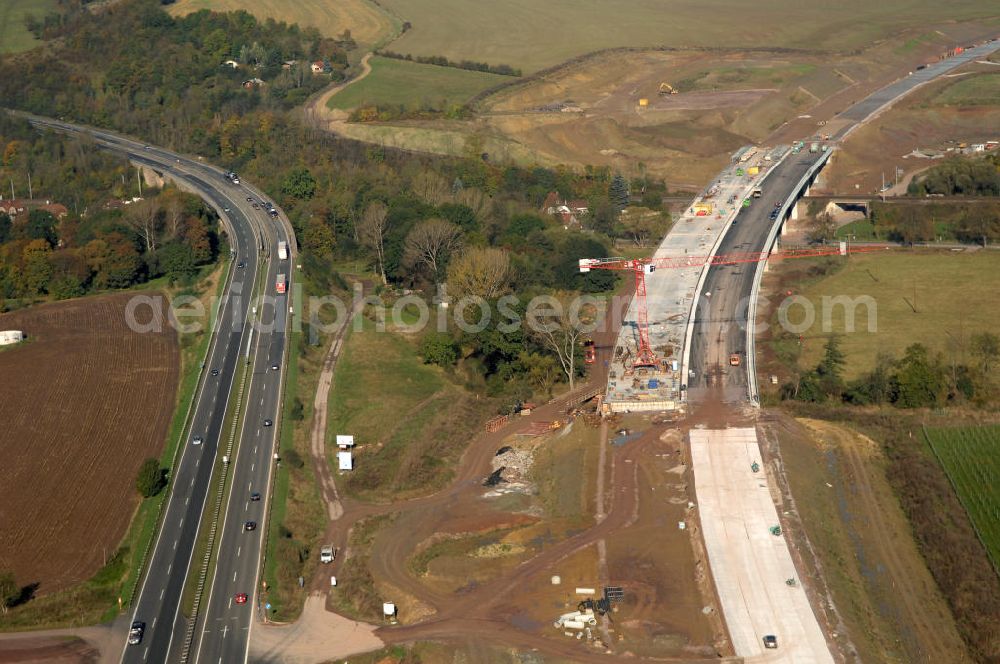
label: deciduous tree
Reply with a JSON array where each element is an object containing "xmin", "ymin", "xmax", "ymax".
[
  {"xmin": 135, "ymin": 458, "xmax": 165, "ymax": 498},
  {"xmin": 403, "ymin": 218, "xmax": 462, "ymax": 283},
  {"xmin": 358, "ymin": 202, "xmax": 389, "ymax": 285},
  {"xmin": 446, "ymin": 247, "xmax": 510, "ymax": 299},
  {"xmin": 528, "ymin": 291, "xmax": 596, "ymax": 391}
]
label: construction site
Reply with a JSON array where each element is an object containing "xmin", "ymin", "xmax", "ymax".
[{"xmin": 587, "ymin": 144, "xmax": 788, "ymax": 413}]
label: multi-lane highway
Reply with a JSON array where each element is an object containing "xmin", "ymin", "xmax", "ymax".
[
  {"xmin": 687, "ymin": 149, "xmax": 826, "ymax": 403},
  {"xmin": 22, "ymin": 116, "xmax": 292, "ymax": 664}
]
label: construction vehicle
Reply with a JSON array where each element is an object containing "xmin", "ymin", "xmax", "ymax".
[
  {"xmin": 729, "ymin": 353, "xmax": 741, "ymax": 367},
  {"xmin": 658, "ymin": 82, "xmax": 678, "ymax": 95}
]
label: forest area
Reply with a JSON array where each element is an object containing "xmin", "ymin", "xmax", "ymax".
[{"xmin": 0, "ymin": 115, "xmax": 221, "ymax": 306}]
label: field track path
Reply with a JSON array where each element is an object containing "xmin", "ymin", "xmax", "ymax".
[
  {"xmin": 839, "ymin": 433, "xmax": 968, "ymax": 664},
  {"xmin": 303, "ymin": 52, "xmax": 373, "ymax": 129}
]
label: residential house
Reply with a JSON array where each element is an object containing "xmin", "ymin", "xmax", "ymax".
[
  {"xmin": 0, "ymin": 198, "xmax": 68, "ymax": 219},
  {"xmin": 539, "ymin": 192, "xmax": 587, "ymax": 229},
  {"xmin": 242, "ymin": 78, "xmax": 266, "ymax": 89},
  {"xmin": 311, "ymin": 61, "xmax": 325, "ymax": 74},
  {"xmin": 222, "ymin": 59, "xmax": 239, "ymax": 69}
]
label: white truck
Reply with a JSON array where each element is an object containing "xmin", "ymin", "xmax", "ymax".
[
  {"xmin": 320, "ymin": 545, "xmax": 335, "ymax": 564},
  {"xmin": 278, "ymin": 241, "xmax": 288, "ymax": 260}
]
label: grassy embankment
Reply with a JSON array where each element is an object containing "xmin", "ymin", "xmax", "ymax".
[
  {"xmin": 326, "ymin": 55, "xmax": 507, "ymax": 111},
  {"xmin": 0, "ymin": 0, "xmax": 57, "ymax": 54},
  {"xmin": 770, "ymin": 416, "xmax": 970, "ymax": 663}
]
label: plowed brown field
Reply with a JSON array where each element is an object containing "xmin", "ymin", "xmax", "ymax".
[{"xmin": 0, "ymin": 292, "xmax": 179, "ymax": 596}]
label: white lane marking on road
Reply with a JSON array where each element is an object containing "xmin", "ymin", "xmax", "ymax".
[
  {"xmin": 174, "ymin": 539, "xmax": 178, "ymax": 549},
  {"xmin": 167, "ymin": 563, "xmax": 172, "ymax": 574},
  {"xmin": 160, "ymin": 588, "xmax": 165, "ymax": 600},
  {"xmin": 143, "ymin": 647, "xmax": 149, "ymax": 660},
  {"xmin": 191, "ymin": 477, "xmax": 195, "ymax": 486},
  {"xmin": 179, "ymin": 518, "xmax": 184, "ymax": 527},
  {"xmin": 185, "ymin": 496, "xmax": 189, "ymax": 506},
  {"xmin": 233, "ymin": 571, "xmax": 237, "ymax": 582},
  {"xmin": 228, "ymin": 597, "xmax": 232, "ymax": 609},
  {"xmin": 237, "ymin": 546, "xmax": 241, "ymax": 557},
  {"xmin": 251, "ymin": 463, "xmax": 255, "ymax": 472},
  {"xmin": 253, "ymin": 446, "xmax": 257, "ymax": 454}
]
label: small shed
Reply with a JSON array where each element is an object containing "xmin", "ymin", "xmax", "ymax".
[
  {"xmin": 0, "ymin": 330, "xmax": 25, "ymax": 346},
  {"xmin": 336, "ymin": 435, "xmax": 355, "ymax": 449},
  {"xmin": 338, "ymin": 451, "xmax": 353, "ymax": 471}
]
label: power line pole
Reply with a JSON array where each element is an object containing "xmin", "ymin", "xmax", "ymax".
[{"xmin": 27, "ymin": 172, "xmax": 32, "ymax": 200}]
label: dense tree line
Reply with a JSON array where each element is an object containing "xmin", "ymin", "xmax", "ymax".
[
  {"xmin": 781, "ymin": 334, "xmax": 1000, "ymax": 409},
  {"xmin": 868, "ymin": 200, "xmax": 1000, "ymax": 245},
  {"xmin": 377, "ymin": 50, "xmax": 521, "ymax": 77},
  {"xmin": 908, "ymin": 153, "xmax": 1000, "ymax": 197},
  {"xmin": 0, "ymin": 116, "xmax": 221, "ymax": 305}
]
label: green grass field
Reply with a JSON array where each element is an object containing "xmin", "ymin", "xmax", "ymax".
[
  {"xmin": 924, "ymin": 425, "xmax": 1000, "ymax": 570},
  {"xmin": 787, "ymin": 251, "xmax": 1000, "ymax": 379},
  {"xmin": 376, "ymin": 0, "xmax": 998, "ymax": 72},
  {"xmin": 167, "ymin": 0, "xmax": 397, "ymax": 47},
  {"xmin": 933, "ymin": 72, "xmax": 1000, "ymax": 107},
  {"xmin": 327, "ymin": 318, "xmax": 491, "ymax": 501},
  {"xmin": 327, "ymin": 56, "xmax": 507, "ymax": 110},
  {"xmin": 0, "ymin": 0, "xmax": 57, "ymax": 53}
]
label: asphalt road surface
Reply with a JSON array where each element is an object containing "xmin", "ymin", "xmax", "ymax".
[
  {"xmin": 834, "ymin": 40, "xmax": 1000, "ymax": 138},
  {"xmin": 687, "ymin": 150, "xmax": 825, "ymax": 403},
  {"xmin": 21, "ymin": 115, "xmax": 290, "ymax": 664}
]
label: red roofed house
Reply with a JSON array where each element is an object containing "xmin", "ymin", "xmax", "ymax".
[{"xmin": 0, "ymin": 198, "xmax": 68, "ymax": 219}]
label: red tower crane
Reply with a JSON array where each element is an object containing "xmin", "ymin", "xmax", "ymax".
[{"xmin": 580, "ymin": 243, "xmax": 889, "ymax": 368}]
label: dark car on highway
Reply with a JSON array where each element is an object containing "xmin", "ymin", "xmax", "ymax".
[
  {"xmin": 128, "ymin": 621, "xmax": 145, "ymax": 645},
  {"xmin": 244, "ymin": 521, "xmax": 257, "ymax": 531}
]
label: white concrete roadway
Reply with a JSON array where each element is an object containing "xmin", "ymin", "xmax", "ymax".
[{"xmin": 690, "ymin": 428, "xmax": 834, "ymax": 664}]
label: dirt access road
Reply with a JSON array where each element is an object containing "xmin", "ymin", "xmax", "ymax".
[
  {"xmin": 253, "ymin": 287, "xmax": 742, "ymax": 662},
  {"xmin": 302, "ymin": 53, "xmax": 373, "ymax": 128}
]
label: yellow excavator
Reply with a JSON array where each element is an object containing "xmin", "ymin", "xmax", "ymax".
[{"xmin": 659, "ymin": 82, "xmax": 678, "ymax": 95}]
